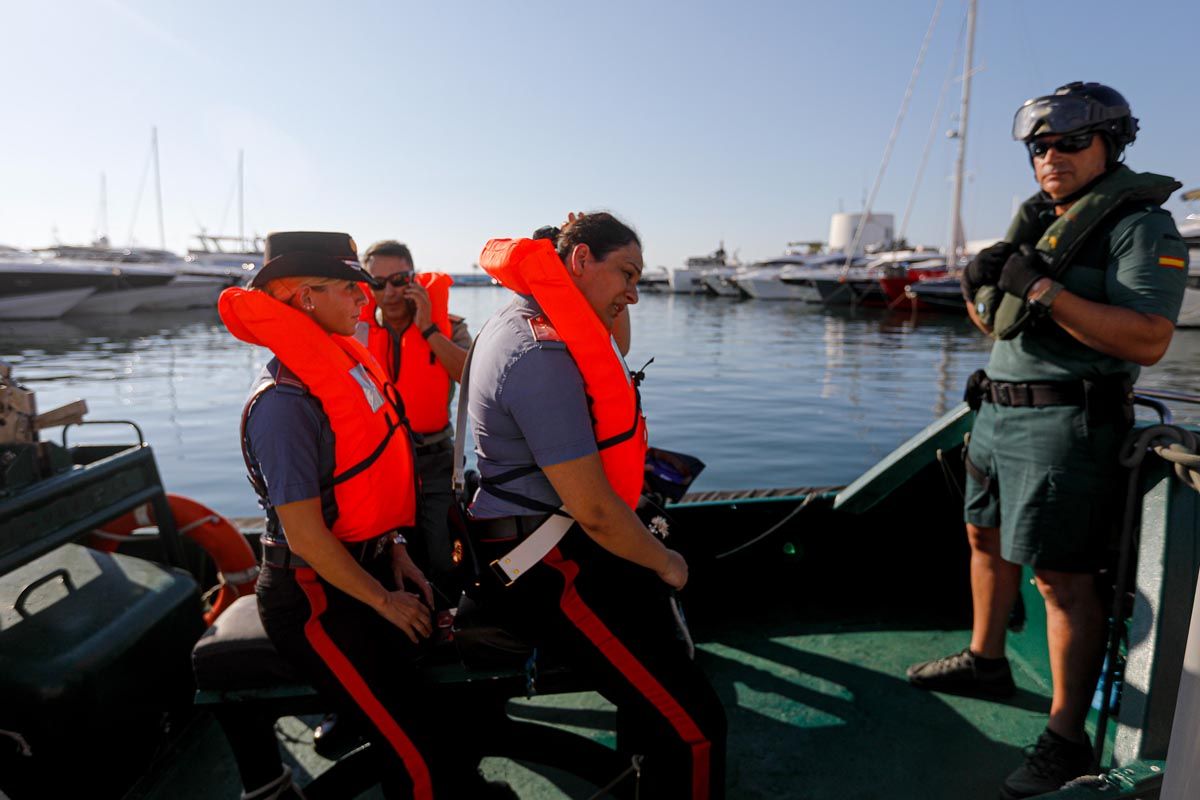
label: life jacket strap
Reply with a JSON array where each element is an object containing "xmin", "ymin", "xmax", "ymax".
[{"xmin": 488, "ymin": 513, "xmax": 574, "ymax": 587}]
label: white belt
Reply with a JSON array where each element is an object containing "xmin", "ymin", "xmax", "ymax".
[{"xmin": 489, "ymin": 513, "xmax": 574, "ymax": 586}]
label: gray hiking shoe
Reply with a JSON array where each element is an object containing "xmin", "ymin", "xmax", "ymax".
[
  {"xmin": 906, "ymin": 647, "xmax": 1016, "ymax": 698},
  {"xmin": 999, "ymin": 729, "xmax": 1094, "ymax": 799}
]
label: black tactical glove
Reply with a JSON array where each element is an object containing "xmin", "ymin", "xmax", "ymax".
[
  {"xmin": 960, "ymin": 241, "xmax": 1014, "ymax": 301},
  {"xmin": 996, "ymin": 244, "xmax": 1047, "ymax": 301}
]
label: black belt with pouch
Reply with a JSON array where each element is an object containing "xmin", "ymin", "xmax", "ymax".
[{"xmin": 963, "ymin": 369, "xmax": 1133, "ymax": 426}]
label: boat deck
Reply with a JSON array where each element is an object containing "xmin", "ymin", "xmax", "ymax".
[
  {"xmin": 133, "ymin": 618, "xmax": 1053, "ymax": 799},
  {"xmin": 126, "ymin": 430, "xmax": 1108, "ymax": 799}
]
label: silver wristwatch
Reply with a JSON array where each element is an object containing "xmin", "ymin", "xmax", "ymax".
[{"xmin": 1030, "ymin": 280, "xmax": 1064, "ymax": 314}]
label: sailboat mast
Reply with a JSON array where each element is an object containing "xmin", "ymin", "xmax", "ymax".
[
  {"xmin": 152, "ymin": 126, "xmax": 166, "ymax": 250},
  {"xmin": 98, "ymin": 172, "xmax": 108, "ymax": 244},
  {"xmin": 237, "ymin": 149, "xmax": 245, "ymax": 252},
  {"xmin": 948, "ymin": 0, "xmax": 976, "ymax": 260}
]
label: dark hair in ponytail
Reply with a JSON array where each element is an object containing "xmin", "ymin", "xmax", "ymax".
[{"xmin": 532, "ymin": 212, "xmax": 641, "ymax": 264}]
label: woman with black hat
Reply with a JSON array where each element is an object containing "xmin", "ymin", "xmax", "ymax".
[{"xmin": 219, "ymin": 231, "xmax": 461, "ymax": 799}]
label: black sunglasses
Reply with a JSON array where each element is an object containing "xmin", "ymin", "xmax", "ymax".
[
  {"xmin": 376, "ymin": 271, "xmax": 416, "ymax": 288},
  {"xmin": 1026, "ymin": 131, "xmax": 1095, "ymax": 159}
]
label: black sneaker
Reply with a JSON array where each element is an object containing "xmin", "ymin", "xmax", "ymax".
[
  {"xmin": 906, "ymin": 648, "xmax": 1016, "ymax": 698},
  {"xmin": 999, "ymin": 729, "xmax": 1094, "ymax": 799}
]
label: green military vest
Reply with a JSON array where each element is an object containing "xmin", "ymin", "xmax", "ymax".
[{"xmin": 975, "ymin": 166, "xmax": 1181, "ymax": 340}]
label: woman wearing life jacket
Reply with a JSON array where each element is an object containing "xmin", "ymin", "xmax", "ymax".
[
  {"xmin": 466, "ymin": 213, "xmax": 727, "ymax": 799},
  {"xmin": 220, "ymin": 231, "xmax": 500, "ymax": 799}
]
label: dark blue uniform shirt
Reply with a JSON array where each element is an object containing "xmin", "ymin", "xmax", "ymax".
[{"xmin": 467, "ymin": 295, "xmax": 598, "ymax": 518}]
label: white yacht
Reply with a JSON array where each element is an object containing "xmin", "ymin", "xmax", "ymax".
[
  {"xmin": 668, "ymin": 244, "xmax": 729, "ymax": 294},
  {"xmin": 35, "ymin": 245, "xmax": 227, "ymax": 314},
  {"xmin": 187, "ymin": 232, "xmax": 263, "ymax": 286},
  {"xmin": 1176, "ymin": 214, "xmax": 1200, "ymax": 328},
  {"xmin": 734, "ymin": 254, "xmax": 850, "ymax": 301},
  {"xmin": 638, "ymin": 266, "xmax": 670, "ymax": 293},
  {"xmin": 700, "ymin": 265, "xmax": 741, "ymax": 297},
  {"xmin": 0, "ymin": 251, "xmax": 99, "ymax": 320}
]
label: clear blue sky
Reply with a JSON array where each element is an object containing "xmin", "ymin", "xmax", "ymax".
[{"xmin": 1, "ymin": 0, "xmax": 1195, "ymax": 269}]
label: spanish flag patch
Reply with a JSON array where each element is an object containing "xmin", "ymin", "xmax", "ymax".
[{"xmin": 1158, "ymin": 255, "xmax": 1186, "ymax": 270}]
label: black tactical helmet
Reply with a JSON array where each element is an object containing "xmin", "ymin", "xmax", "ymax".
[{"xmin": 1012, "ymin": 82, "xmax": 1139, "ymax": 162}]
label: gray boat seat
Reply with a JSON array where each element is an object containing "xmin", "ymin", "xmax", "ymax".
[{"xmin": 191, "ymin": 595, "xmax": 297, "ymax": 691}]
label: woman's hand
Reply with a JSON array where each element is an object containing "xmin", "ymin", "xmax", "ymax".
[
  {"xmin": 657, "ymin": 549, "xmax": 689, "ymax": 591},
  {"xmin": 392, "ymin": 543, "xmax": 434, "ymax": 608},
  {"xmin": 375, "ymin": 589, "xmax": 433, "ymax": 644}
]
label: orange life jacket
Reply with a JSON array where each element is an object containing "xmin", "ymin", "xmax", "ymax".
[
  {"xmin": 356, "ymin": 272, "xmax": 454, "ymax": 436},
  {"xmin": 219, "ymin": 287, "xmax": 417, "ymax": 542},
  {"xmin": 478, "ymin": 238, "xmax": 647, "ymax": 509}
]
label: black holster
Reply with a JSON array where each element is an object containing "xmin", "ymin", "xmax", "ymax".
[
  {"xmin": 1082, "ymin": 375, "xmax": 1135, "ymax": 429},
  {"xmin": 964, "ymin": 369, "xmax": 991, "ymax": 412}
]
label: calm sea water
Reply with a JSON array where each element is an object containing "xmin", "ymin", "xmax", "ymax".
[{"xmin": 5, "ymin": 288, "xmax": 1200, "ymax": 517}]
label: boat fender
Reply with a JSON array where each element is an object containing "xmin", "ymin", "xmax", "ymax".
[{"xmin": 89, "ymin": 493, "xmax": 259, "ymax": 627}]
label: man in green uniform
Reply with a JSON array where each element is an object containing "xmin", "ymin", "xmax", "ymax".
[{"xmin": 906, "ymin": 82, "xmax": 1189, "ymax": 799}]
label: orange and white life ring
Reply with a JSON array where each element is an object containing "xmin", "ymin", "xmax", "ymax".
[{"xmin": 90, "ymin": 494, "xmax": 259, "ymax": 626}]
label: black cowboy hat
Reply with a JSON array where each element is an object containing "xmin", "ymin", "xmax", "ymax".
[{"xmin": 250, "ymin": 231, "xmax": 381, "ymax": 288}]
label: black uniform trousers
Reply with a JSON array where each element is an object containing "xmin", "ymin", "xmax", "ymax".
[
  {"xmin": 413, "ymin": 438, "xmax": 456, "ymax": 587},
  {"xmin": 257, "ymin": 546, "xmax": 447, "ymax": 799},
  {"xmin": 482, "ymin": 523, "xmax": 727, "ymax": 800}
]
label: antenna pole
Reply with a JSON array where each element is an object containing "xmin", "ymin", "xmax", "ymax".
[
  {"xmin": 152, "ymin": 126, "xmax": 166, "ymax": 250},
  {"xmin": 948, "ymin": 0, "xmax": 977, "ymax": 260},
  {"xmin": 238, "ymin": 148, "xmax": 245, "ymax": 252},
  {"xmin": 99, "ymin": 172, "xmax": 108, "ymax": 244}
]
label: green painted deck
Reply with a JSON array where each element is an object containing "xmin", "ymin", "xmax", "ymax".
[{"xmin": 137, "ymin": 621, "xmax": 1058, "ymax": 800}]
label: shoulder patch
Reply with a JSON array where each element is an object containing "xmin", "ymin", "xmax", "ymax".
[{"xmin": 528, "ymin": 313, "xmax": 563, "ymax": 343}]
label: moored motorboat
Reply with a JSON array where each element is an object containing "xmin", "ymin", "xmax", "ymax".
[
  {"xmin": 735, "ymin": 254, "xmax": 850, "ymax": 301},
  {"xmin": 904, "ymin": 274, "xmax": 969, "ymax": 313},
  {"xmin": 638, "ymin": 265, "xmax": 670, "ymax": 292},
  {"xmin": 0, "ymin": 255, "xmax": 100, "ymax": 320},
  {"xmin": 876, "ymin": 254, "xmax": 950, "ymax": 310},
  {"xmin": 700, "ymin": 265, "xmax": 740, "ymax": 296},
  {"xmin": 669, "ymin": 243, "xmax": 730, "ymax": 294}
]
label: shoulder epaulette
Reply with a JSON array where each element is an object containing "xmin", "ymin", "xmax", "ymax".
[
  {"xmin": 271, "ymin": 362, "xmax": 309, "ymax": 393},
  {"xmin": 527, "ymin": 313, "xmax": 563, "ymax": 343}
]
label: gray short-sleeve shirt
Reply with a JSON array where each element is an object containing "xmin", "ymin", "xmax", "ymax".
[{"xmin": 467, "ymin": 295, "xmax": 597, "ymax": 518}]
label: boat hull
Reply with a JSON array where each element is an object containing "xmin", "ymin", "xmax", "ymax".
[
  {"xmin": 138, "ymin": 276, "xmax": 227, "ymax": 311},
  {"xmin": 0, "ymin": 287, "xmax": 97, "ymax": 320},
  {"xmin": 667, "ymin": 268, "xmax": 705, "ymax": 294},
  {"xmin": 737, "ymin": 275, "xmax": 814, "ymax": 300}
]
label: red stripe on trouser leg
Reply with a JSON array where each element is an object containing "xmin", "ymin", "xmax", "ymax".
[
  {"xmin": 295, "ymin": 568, "xmax": 434, "ymax": 800},
  {"xmin": 544, "ymin": 549, "xmax": 711, "ymax": 800}
]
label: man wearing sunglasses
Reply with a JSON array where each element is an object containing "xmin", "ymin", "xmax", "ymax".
[
  {"xmin": 909, "ymin": 82, "xmax": 1189, "ymax": 799},
  {"xmin": 356, "ymin": 240, "xmax": 470, "ymax": 593}
]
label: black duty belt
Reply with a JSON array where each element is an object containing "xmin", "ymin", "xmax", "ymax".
[
  {"xmin": 987, "ymin": 380, "xmax": 1085, "ymax": 408},
  {"xmin": 964, "ymin": 369, "xmax": 1134, "ymax": 425},
  {"xmin": 262, "ymin": 542, "xmax": 310, "ymax": 570},
  {"xmin": 262, "ymin": 531, "xmax": 395, "ymax": 570},
  {"xmin": 470, "ymin": 514, "xmax": 550, "ymax": 543}
]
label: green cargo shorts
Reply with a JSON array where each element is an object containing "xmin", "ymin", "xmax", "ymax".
[{"xmin": 963, "ymin": 402, "xmax": 1124, "ymax": 573}]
